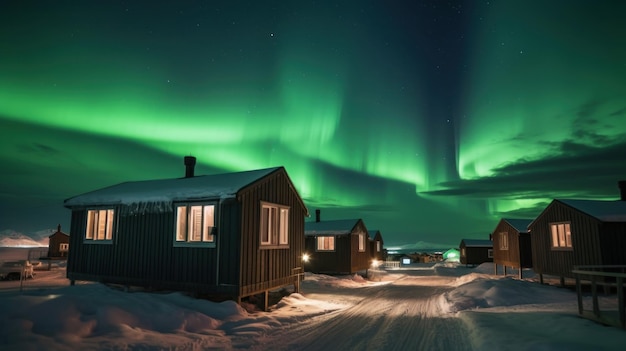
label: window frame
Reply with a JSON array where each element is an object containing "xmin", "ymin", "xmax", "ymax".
[
  {"xmin": 59, "ymin": 243, "xmax": 69, "ymax": 252},
  {"xmin": 488, "ymin": 249, "xmax": 494, "ymax": 258},
  {"xmin": 357, "ymin": 232, "xmax": 365, "ymax": 252},
  {"xmin": 550, "ymin": 222, "xmax": 572, "ymax": 250},
  {"xmin": 499, "ymin": 232, "xmax": 509, "ymax": 251},
  {"xmin": 84, "ymin": 208, "xmax": 116, "ymax": 244},
  {"xmin": 259, "ymin": 201, "xmax": 290, "ymax": 249},
  {"xmin": 174, "ymin": 202, "xmax": 217, "ymax": 248},
  {"xmin": 316, "ymin": 236, "xmax": 335, "ymax": 251}
]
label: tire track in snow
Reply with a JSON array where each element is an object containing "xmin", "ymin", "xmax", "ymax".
[{"xmin": 257, "ymin": 275, "xmax": 472, "ymax": 351}]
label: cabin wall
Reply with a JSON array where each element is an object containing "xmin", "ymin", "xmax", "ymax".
[
  {"xmin": 350, "ymin": 221, "xmax": 371, "ymax": 273},
  {"xmin": 48, "ymin": 233, "xmax": 69, "ymax": 258},
  {"xmin": 530, "ymin": 202, "xmax": 602, "ymax": 278},
  {"xmin": 461, "ymin": 246, "xmax": 492, "ymax": 265},
  {"xmin": 237, "ymin": 170, "xmax": 306, "ymax": 297},
  {"xmin": 304, "ymin": 235, "xmax": 351, "ymax": 274},
  {"xmin": 67, "ymin": 207, "xmax": 235, "ymax": 295},
  {"xmin": 492, "ymin": 222, "xmax": 532, "ymax": 269},
  {"xmin": 599, "ymin": 222, "xmax": 626, "ymax": 265}
]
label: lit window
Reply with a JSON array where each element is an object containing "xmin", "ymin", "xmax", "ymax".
[
  {"xmin": 317, "ymin": 236, "xmax": 335, "ymax": 251},
  {"xmin": 85, "ymin": 209, "xmax": 115, "ymax": 243},
  {"xmin": 175, "ymin": 203, "xmax": 216, "ymax": 247},
  {"xmin": 376, "ymin": 241, "xmax": 381, "ymax": 252},
  {"xmin": 550, "ymin": 222, "xmax": 572, "ymax": 249},
  {"xmin": 488, "ymin": 249, "xmax": 494, "ymax": 258},
  {"xmin": 499, "ymin": 232, "xmax": 509, "ymax": 250},
  {"xmin": 260, "ymin": 202, "xmax": 289, "ymax": 248},
  {"xmin": 59, "ymin": 243, "xmax": 69, "ymax": 252},
  {"xmin": 358, "ymin": 233, "xmax": 365, "ymax": 252}
]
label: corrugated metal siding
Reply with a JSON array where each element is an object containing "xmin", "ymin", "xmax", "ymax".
[
  {"xmin": 530, "ymin": 201, "xmax": 603, "ymax": 278},
  {"xmin": 237, "ymin": 169, "xmax": 306, "ymax": 297}
]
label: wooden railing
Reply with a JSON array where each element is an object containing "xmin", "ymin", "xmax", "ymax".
[
  {"xmin": 383, "ymin": 261, "xmax": 400, "ymax": 269},
  {"xmin": 572, "ymin": 265, "xmax": 626, "ymax": 329}
]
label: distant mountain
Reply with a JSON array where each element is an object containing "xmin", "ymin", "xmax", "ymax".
[{"xmin": 0, "ymin": 229, "xmax": 50, "ymax": 247}]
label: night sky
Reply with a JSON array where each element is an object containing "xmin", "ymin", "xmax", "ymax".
[{"xmin": 1, "ymin": 1, "xmax": 625, "ymax": 249}]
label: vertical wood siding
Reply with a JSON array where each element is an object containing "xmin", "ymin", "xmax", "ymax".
[
  {"xmin": 530, "ymin": 201, "xmax": 604, "ymax": 278},
  {"xmin": 237, "ymin": 169, "xmax": 306, "ymax": 297},
  {"xmin": 67, "ymin": 168, "xmax": 306, "ymax": 300},
  {"xmin": 492, "ymin": 221, "xmax": 532, "ymax": 269}
]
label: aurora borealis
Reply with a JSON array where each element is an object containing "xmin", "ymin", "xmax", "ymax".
[{"xmin": 1, "ymin": 1, "xmax": 625, "ymax": 249}]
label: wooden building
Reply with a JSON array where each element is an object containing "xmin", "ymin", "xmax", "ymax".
[
  {"xmin": 529, "ymin": 197, "xmax": 626, "ymax": 285},
  {"xmin": 491, "ymin": 218, "xmax": 533, "ymax": 279},
  {"xmin": 48, "ymin": 224, "xmax": 70, "ymax": 258},
  {"xmin": 368, "ymin": 229, "xmax": 385, "ymax": 262},
  {"xmin": 459, "ymin": 239, "xmax": 493, "ymax": 266},
  {"xmin": 64, "ymin": 157, "xmax": 308, "ymax": 310},
  {"xmin": 304, "ymin": 210, "xmax": 371, "ymax": 274}
]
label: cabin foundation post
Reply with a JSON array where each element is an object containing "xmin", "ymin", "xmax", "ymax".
[
  {"xmin": 503, "ymin": 266, "xmax": 507, "ymax": 276},
  {"xmin": 494, "ymin": 264, "xmax": 497, "ymax": 276},
  {"xmin": 560, "ymin": 276, "xmax": 565, "ymax": 287},
  {"xmin": 70, "ymin": 279, "xmax": 75, "ymax": 286},
  {"xmin": 263, "ymin": 290, "xmax": 269, "ymax": 311},
  {"xmin": 539, "ymin": 274, "xmax": 544, "ymax": 285},
  {"xmin": 518, "ymin": 267, "xmax": 522, "ymax": 280}
]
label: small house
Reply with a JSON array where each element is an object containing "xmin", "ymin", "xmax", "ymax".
[
  {"xmin": 48, "ymin": 224, "xmax": 70, "ymax": 258},
  {"xmin": 529, "ymin": 183, "xmax": 626, "ymax": 285},
  {"xmin": 64, "ymin": 157, "xmax": 309, "ymax": 310},
  {"xmin": 368, "ymin": 229, "xmax": 385, "ymax": 262},
  {"xmin": 492, "ymin": 218, "xmax": 533, "ymax": 279},
  {"xmin": 304, "ymin": 210, "xmax": 371, "ymax": 274},
  {"xmin": 459, "ymin": 239, "xmax": 493, "ymax": 266}
]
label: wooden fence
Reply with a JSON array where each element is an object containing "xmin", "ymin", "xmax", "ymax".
[{"xmin": 572, "ymin": 265, "xmax": 626, "ymax": 329}]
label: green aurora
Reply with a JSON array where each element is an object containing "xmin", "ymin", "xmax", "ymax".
[{"xmin": 1, "ymin": 1, "xmax": 625, "ymax": 248}]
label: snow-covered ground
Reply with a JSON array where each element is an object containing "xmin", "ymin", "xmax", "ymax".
[{"xmin": 0, "ymin": 253, "xmax": 624, "ymax": 350}]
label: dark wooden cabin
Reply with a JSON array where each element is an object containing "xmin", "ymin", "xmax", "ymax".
[
  {"xmin": 304, "ymin": 210, "xmax": 371, "ymax": 274},
  {"xmin": 459, "ymin": 239, "xmax": 493, "ymax": 266},
  {"xmin": 48, "ymin": 224, "xmax": 70, "ymax": 258},
  {"xmin": 491, "ymin": 218, "xmax": 533, "ymax": 279},
  {"xmin": 64, "ymin": 157, "xmax": 308, "ymax": 309},
  {"xmin": 529, "ymin": 197, "xmax": 626, "ymax": 285},
  {"xmin": 368, "ymin": 229, "xmax": 385, "ymax": 262}
]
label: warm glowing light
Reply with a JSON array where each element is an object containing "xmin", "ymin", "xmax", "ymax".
[{"xmin": 302, "ymin": 254, "xmax": 310, "ymax": 262}]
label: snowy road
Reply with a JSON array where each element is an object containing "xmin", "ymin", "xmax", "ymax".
[{"xmin": 256, "ymin": 271, "xmax": 470, "ymax": 351}]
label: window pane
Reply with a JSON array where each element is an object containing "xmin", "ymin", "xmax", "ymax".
[
  {"xmin": 279, "ymin": 208, "xmax": 289, "ymax": 245},
  {"xmin": 189, "ymin": 206, "xmax": 202, "ymax": 241},
  {"xmin": 203, "ymin": 205, "xmax": 215, "ymax": 242},
  {"xmin": 551, "ymin": 225, "xmax": 558, "ymax": 247},
  {"xmin": 106, "ymin": 209, "xmax": 114, "ymax": 240},
  {"xmin": 86, "ymin": 210, "xmax": 95, "ymax": 239},
  {"xmin": 97, "ymin": 210, "xmax": 107, "ymax": 240},
  {"xmin": 358, "ymin": 233, "xmax": 365, "ymax": 251},
  {"xmin": 176, "ymin": 206, "xmax": 187, "ymax": 241},
  {"xmin": 565, "ymin": 223, "xmax": 572, "ymax": 247},
  {"xmin": 260, "ymin": 207, "xmax": 270, "ymax": 244},
  {"xmin": 328, "ymin": 237, "xmax": 335, "ymax": 250}
]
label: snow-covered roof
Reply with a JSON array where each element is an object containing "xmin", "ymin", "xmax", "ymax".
[
  {"xmin": 64, "ymin": 167, "xmax": 282, "ymax": 212},
  {"xmin": 503, "ymin": 218, "xmax": 532, "ymax": 233},
  {"xmin": 304, "ymin": 219, "xmax": 362, "ymax": 236},
  {"xmin": 460, "ymin": 239, "xmax": 493, "ymax": 248},
  {"xmin": 558, "ymin": 199, "xmax": 626, "ymax": 222}
]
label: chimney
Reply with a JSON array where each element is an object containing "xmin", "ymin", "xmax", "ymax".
[
  {"xmin": 184, "ymin": 156, "xmax": 196, "ymax": 178},
  {"xmin": 57, "ymin": 224, "xmax": 61, "ymax": 232},
  {"xmin": 619, "ymin": 180, "xmax": 626, "ymax": 201},
  {"xmin": 315, "ymin": 209, "xmax": 321, "ymax": 222}
]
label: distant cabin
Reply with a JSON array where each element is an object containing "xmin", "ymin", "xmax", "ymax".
[
  {"xmin": 459, "ymin": 239, "xmax": 493, "ymax": 266},
  {"xmin": 368, "ymin": 229, "xmax": 385, "ymax": 262},
  {"xmin": 48, "ymin": 224, "xmax": 70, "ymax": 258},
  {"xmin": 304, "ymin": 210, "xmax": 371, "ymax": 274},
  {"xmin": 529, "ymin": 197, "xmax": 626, "ymax": 285},
  {"xmin": 492, "ymin": 218, "xmax": 533, "ymax": 279},
  {"xmin": 64, "ymin": 157, "xmax": 308, "ymax": 310}
]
